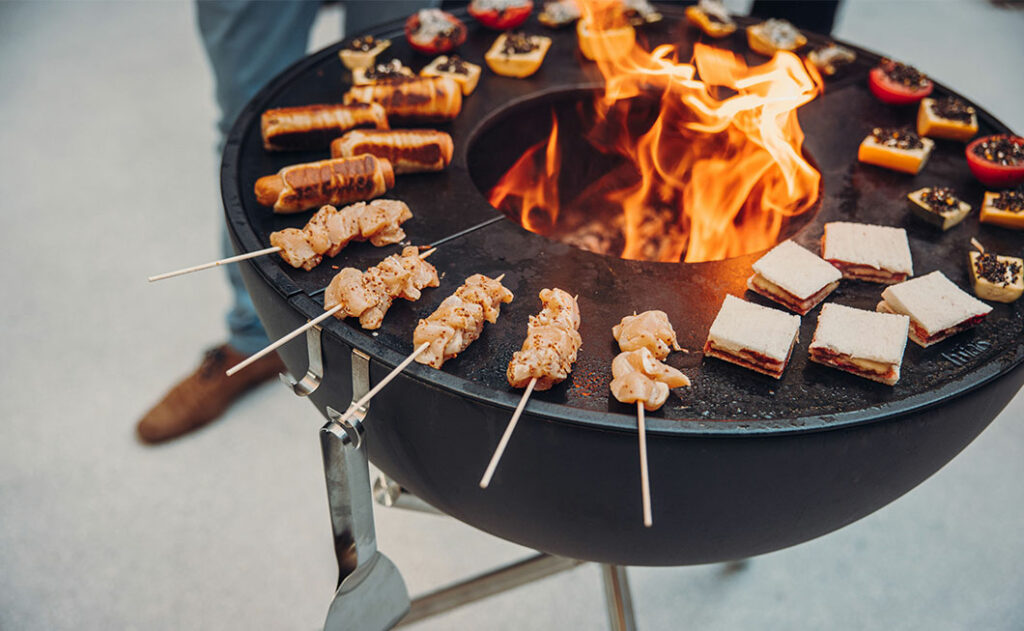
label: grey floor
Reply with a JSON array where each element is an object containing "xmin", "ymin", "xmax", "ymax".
[{"xmin": 1, "ymin": 1, "xmax": 1022, "ymax": 629}]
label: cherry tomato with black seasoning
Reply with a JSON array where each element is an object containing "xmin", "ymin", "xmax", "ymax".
[
  {"xmin": 868, "ymin": 58, "xmax": 933, "ymax": 105},
  {"xmin": 966, "ymin": 135, "xmax": 1024, "ymax": 187},
  {"xmin": 468, "ymin": 0, "xmax": 534, "ymax": 30},
  {"xmin": 405, "ymin": 9, "xmax": 468, "ymax": 55}
]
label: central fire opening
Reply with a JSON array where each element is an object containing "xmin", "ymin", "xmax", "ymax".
[{"xmin": 468, "ymin": 43, "xmax": 824, "ymax": 263}]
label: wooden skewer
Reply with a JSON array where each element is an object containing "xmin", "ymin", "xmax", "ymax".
[
  {"xmin": 226, "ymin": 305, "xmax": 343, "ymax": 376},
  {"xmin": 225, "ymin": 247, "xmax": 438, "ymax": 377},
  {"xmin": 150, "ymin": 243, "xmax": 436, "ymax": 284},
  {"xmin": 334, "ymin": 342, "xmax": 430, "ymax": 424},
  {"xmin": 637, "ymin": 401, "xmax": 652, "ymax": 528},
  {"xmin": 148, "ymin": 247, "xmax": 281, "ymax": 282},
  {"xmin": 480, "ymin": 377, "xmax": 537, "ymax": 489},
  {"xmin": 333, "ymin": 272, "xmax": 507, "ymax": 424}
]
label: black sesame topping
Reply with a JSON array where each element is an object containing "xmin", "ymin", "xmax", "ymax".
[
  {"xmin": 871, "ymin": 127, "xmax": 924, "ymax": 150},
  {"xmin": 973, "ymin": 136, "xmax": 1024, "ymax": 167},
  {"xmin": 929, "ymin": 96, "xmax": 975, "ymax": 124},
  {"xmin": 879, "ymin": 58, "xmax": 929, "ymax": 89},
  {"xmin": 975, "ymin": 252, "xmax": 1021, "ymax": 286},
  {"xmin": 436, "ymin": 55, "xmax": 470, "ymax": 75},
  {"xmin": 992, "ymin": 189, "xmax": 1024, "ymax": 213},
  {"xmin": 501, "ymin": 32, "xmax": 539, "ymax": 55},
  {"xmin": 364, "ymin": 59, "xmax": 407, "ymax": 81},
  {"xmin": 919, "ymin": 187, "xmax": 962, "ymax": 214},
  {"xmin": 348, "ymin": 36, "xmax": 379, "ymax": 52}
]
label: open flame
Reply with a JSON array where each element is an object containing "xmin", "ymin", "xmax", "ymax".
[{"xmin": 488, "ymin": 1, "xmax": 823, "ymax": 262}]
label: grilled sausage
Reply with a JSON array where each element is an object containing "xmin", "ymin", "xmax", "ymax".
[
  {"xmin": 254, "ymin": 154, "xmax": 395, "ymax": 214},
  {"xmin": 260, "ymin": 103, "xmax": 388, "ymax": 151},
  {"xmin": 330, "ymin": 129, "xmax": 454, "ymax": 174},
  {"xmin": 343, "ymin": 76, "xmax": 462, "ymax": 124}
]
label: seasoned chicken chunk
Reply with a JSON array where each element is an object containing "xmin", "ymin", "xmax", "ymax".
[
  {"xmin": 612, "ymin": 310, "xmax": 682, "ymax": 360},
  {"xmin": 270, "ymin": 227, "xmax": 321, "ymax": 271},
  {"xmin": 268, "ymin": 199, "xmax": 413, "ymax": 270},
  {"xmin": 323, "ymin": 248, "xmax": 438, "ymax": 329},
  {"xmin": 506, "ymin": 288, "xmax": 582, "ymax": 391},
  {"xmin": 414, "ymin": 274, "xmax": 514, "ymax": 369}
]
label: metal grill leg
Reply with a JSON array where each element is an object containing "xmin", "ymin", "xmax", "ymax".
[
  {"xmin": 320, "ymin": 350, "xmax": 411, "ymax": 631},
  {"xmin": 601, "ymin": 565, "xmax": 638, "ymax": 631}
]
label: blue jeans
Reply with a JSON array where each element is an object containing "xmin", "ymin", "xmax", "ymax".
[{"xmin": 196, "ymin": 0, "xmax": 434, "ymax": 355}]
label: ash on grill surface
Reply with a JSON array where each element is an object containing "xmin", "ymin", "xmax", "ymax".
[{"xmin": 225, "ymin": 6, "xmax": 1024, "ymax": 431}]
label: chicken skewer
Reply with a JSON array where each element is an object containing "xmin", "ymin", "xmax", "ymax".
[
  {"xmin": 610, "ymin": 310, "xmax": 691, "ymax": 527},
  {"xmin": 480, "ymin": 288, "xmax": 582, "ymax": 489},
  {"xmin": 331, "ymin": 273, "xmax": 513, "ymax": 425},
  {"xmin": 225, "ymin": 247, "xmax": 438, "ymax": 376},
  {"xmin": 148, "ymin": 200, "xmax": 413, "ymax": 281}
]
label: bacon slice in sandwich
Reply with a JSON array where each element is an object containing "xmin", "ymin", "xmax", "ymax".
[
  {"xmin": 703, "ymin": 295, "xmax": 801, "ymax": 379},
  {"xmin": 877, "ymin": 271, "xmax": 992, "ymax": 347},
  {"xmin": 808, "ymin": 303, "xmax": 909, "ymax": 385},
  {"xmin": 748, "ymin": 240, "xmax": 842, "ymax": 314},
  {"xmin": 821, "ymin": 222, "xmax": 913, "ymax": 284}
]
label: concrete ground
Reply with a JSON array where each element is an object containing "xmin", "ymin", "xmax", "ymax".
[{"xmin": 0, "ymin": 1, "xmax": 1021, "ymax": 629}]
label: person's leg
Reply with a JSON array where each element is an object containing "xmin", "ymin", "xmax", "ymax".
[
  {"xmin": 137, "ymin": 1, "xmax": 321, "ymax": 443},
  {"xmin": 197, "ymin": 0, "xmax": 320, "ymax": 354}
]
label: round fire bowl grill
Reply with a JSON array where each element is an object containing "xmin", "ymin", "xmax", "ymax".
[{"xmin": 223, "ymin": 6, "xmax": 1024, "ymax": 566}]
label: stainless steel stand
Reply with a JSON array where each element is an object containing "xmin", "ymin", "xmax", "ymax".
[
  {"xmin": 320, "ymin": 350, "xmax": 410, "ymax": 631},
  {"xmin": 291, "ymin": 347, "xmax": 647, "ymax": 630}
]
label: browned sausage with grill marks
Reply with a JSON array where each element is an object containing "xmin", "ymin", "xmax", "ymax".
[
  {"xmin": 343, "ymin": 76, "xmax": 461, "ymax": 124},
  {"xmin": 260, "ymin": 103, "xmax": 389, "ymax": 151},
  {"xmin": 330, "ymin": 129, "xmax": 454, "ymax": 174},
  {"xmin": 254, "ymin": 155, "xmax": 395, "ymax": 214}
]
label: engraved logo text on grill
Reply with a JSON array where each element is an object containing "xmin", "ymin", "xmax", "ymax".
[{"xmin": 941, "ymin": 340, "xmax": 991, "ymax": 367}]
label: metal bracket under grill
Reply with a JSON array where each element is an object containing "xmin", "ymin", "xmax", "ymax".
[{"xmin": 279, "ymin": 323, "xmax": 325, "ymax": 397}]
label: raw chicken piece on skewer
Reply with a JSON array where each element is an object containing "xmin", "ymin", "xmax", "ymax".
[
  {"xmin": 612, "ymin": 309, "xmax": 684, "ymax": 360},
  {"xmin": 610, "ymin": 310, "xmax": 691, "ymax": 527},
  {"xmin": 322, "ymin": 245, "xmax": 439, "ymax": 330},
  {"xmin": 272, "ymin": 200, "xmax": 411, "ymax": 270},
  {"xmin": 480, "ymin": 288, "xmax": 582, "ymax": 488},
  {"xmin": 331, "ymin": 273, "xmax": 514, "ymax": 426},
  {"xmin": 413, "ymin": 274, "xmax": 514, "ymax": 369},
  {"xmin": 148, "ymin": 200, "xmax": 412, "ymax": 281},
  {"xmin": 226, "ymin": 247, "xmax": 438, "ymax": 376}
]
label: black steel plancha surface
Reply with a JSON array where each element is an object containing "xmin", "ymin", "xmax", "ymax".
[{"xmin": 223, "ymin": 6, "xmax": 1024, "ymax": 565}]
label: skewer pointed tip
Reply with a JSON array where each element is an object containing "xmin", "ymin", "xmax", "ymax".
[
  {"xmin": 495, "ymin": 273, "xmax": 506, "ymax": 282},
  {"xmin": 148, "ymin": 246, "xmax": 281, "ymax": 283},
  {"xmin": 479, "ymin": 377, "xmax": 537, "ymax": 490},
  {"xmin": 419, "ymin": 247, "xmax": 438, "ymax": 260}
]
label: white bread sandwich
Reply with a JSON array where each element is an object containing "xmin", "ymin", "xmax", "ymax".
[
  {"xmin": 748, "ymin": 240, "xmax": 842, "ymax": 314},
  {"xmin": 703, "ymin": 294, "xmax": 801, "ymax": 379},
  {"xmin": 821, "ymin": 222, "xmax": 913, "ymax": 284},
  {"xmin": 808, "ymin": 303, "xmax": 909, "ymax": 385},
  {"xmin": 877, "ymin": 271, "xmax": 992, "ymax": 347}
]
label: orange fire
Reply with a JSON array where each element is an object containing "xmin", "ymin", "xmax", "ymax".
[{"xmin": 488, "ymin": 1, "xmax": 823, "ymax": 262}]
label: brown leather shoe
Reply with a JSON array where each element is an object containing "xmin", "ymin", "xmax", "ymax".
[{"xmin": 136, "ymin": 344, "xmax": 285, "ymax": 444}]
